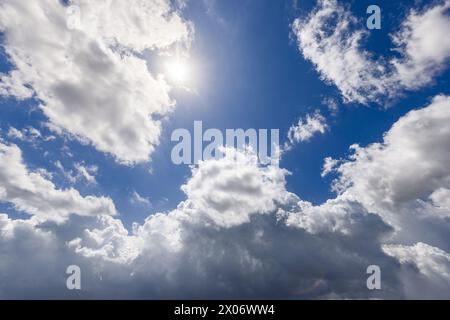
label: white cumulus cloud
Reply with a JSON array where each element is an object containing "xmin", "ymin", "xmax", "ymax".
[
  {"xmin": 293, "ymin": 0, "xmax": 450, "ymax": 105},
  {"xmin": 287, "ymin": 111, "xmax": 328, "ymax": 146},
  {"xmin": 0, "ymin": 0, "xmax": 193, "ymax": 164},
  {"xmin": 0, "ymin": 141, "xmax": 116, "ymax": 223}
]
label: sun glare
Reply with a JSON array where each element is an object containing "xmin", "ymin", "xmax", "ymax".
[{"xmin": 165, "ymin": 57, "xmax": 191, "ymax": 84}]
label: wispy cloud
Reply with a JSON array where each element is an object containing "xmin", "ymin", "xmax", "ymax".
[{"xmin": 285, "ymin": 110, "xmax": 328, "ymax": 150}]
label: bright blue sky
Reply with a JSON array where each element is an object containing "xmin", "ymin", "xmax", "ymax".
[{"xmin": 1, "ymin": 0, "xmax": 449, "ymax": 230}]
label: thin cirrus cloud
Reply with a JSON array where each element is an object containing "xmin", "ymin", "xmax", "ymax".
[
  {"xmin": 292, "ymin": 0, "xmax": 450, "ymax": 105},
  {"xmin": 0, "ymin": 0, "xmax": 193, "ymax": 165}
]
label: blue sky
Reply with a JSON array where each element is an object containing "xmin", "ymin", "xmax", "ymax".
[{"xmin": 1, "ymin": 0, "xmax": 450, "ymax": 298}]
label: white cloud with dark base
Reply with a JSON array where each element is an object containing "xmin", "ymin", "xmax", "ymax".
[
  {"xmin": 0, "ymin": 148, "xmax": 403, "ymax": 299},
  {"xmin": 2, "ymin": 108, "xmax": 450, "ymax": 298}
]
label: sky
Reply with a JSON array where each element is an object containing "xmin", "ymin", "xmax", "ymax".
[{"xmin": 0, "ymin": 0, "xmax": 450, "ymax": 299}]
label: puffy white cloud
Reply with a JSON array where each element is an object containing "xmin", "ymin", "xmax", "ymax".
[
  {"xmin": 323, "ymin": 96, "xmax": 450, "ymax": 283},
  {"xmin": 384, "ymin": 242, "xmax": 450, "ymax": 282},
  {"xmin": 391, "ymin": 0, "xmax": 450, "ymax": 89},
  {"xmin": 0, "ymin": 141, "xmax": 116, "ymax": 222},
  {"xmin": 330, "ymin": 96, "xmax": 450, "ymax": 221},
  {"xmin": 383, "ymin": 242, "xmax": 450, "ymax": 298},
  {"xmin": 68, "ymin": 214, "xmax": 140, "ymax": 264},
  {"xmin": 285, "ymin": 196, "xmax": 378, "ymax": 235},
  {"xmin": 178, "ymin": 149, "xmax": 290, "ymax": 228},
  {"xmin": 69, "ymin": 0, "xmax": 192, "ymax": 51},
  {"xmin": 293, "ymin": 0, "xmax": 450, "ymax": 104},
  {"xmin": 287, "ymin": 111, "xmax": 328, "ymax": 145},
  {"xmin": 292, "ymin": 0, "xmax": 394, "ymax": 104},
  {"xmin": 0, "ymin": 0, "xmax": 193, "ymax": 164}
]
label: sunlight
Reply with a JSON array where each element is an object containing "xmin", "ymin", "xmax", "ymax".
[{"xmin": 165, "ymin": 57, "xmax": 191, "ymax": 84}]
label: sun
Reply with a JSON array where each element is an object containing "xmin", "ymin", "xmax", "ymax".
[{"xmin": 165, "ymin": 57, "xmax": 191, "ymax": 84}]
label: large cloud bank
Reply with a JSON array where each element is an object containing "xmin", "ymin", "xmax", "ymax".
[{"xmin": 0, "ymin": 96, "xmax": 449, "ymax": 298}]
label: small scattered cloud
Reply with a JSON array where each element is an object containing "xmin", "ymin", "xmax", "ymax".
[
  {"xmin": 285, "ymin": 110, "xmax": 328, "ymax": 149},
  {"xmin": 321, "ymin": 156, "xmax": 339, "ymax": 177},
  {"xmin": 6, "ymin": 126, "xmax": 56, "ymax": 145},
  {"xmin": 321, "ymin": 97, "xmax": 339, "ymax": 115},
  {"xmin": 131, "ymin": 191, "xmax": 152, "ymax": 208},
  {"xmin": 55, "ymin": 161, "xmax": 98, "ymax": 185}
]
